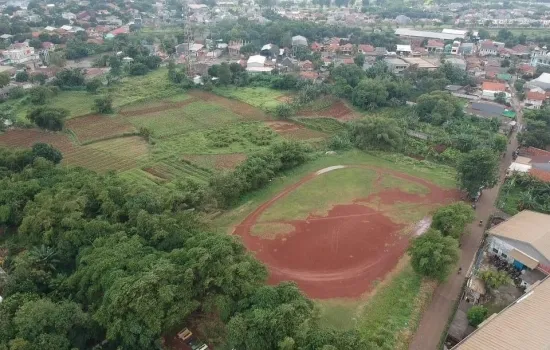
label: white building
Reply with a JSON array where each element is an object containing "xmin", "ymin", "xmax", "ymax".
[
  {"xmin": 3, "ymin": 44, "xmax": 37, "ymax": 64},
  {"xmin": 246, "ymin": 55, "xmax": 272, "ymax": 73},
  {"xmin": 524, "ymin": 91, "xmax": 546, "ymax": 110}
]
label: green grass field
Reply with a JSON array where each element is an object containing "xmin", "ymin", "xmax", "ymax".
[{"xmin": 213, "ymin": 86, "xmax": 285, "ymax": 111}]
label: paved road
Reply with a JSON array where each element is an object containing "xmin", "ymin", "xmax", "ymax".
[{"xmin": 409, "ymin": 88, "xmax": 522, "ymax": 350}]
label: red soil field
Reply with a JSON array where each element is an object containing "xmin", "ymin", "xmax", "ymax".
[
  {"xmin": 66, "ymin": 115, "xmax": 136, "ymax": 143},
  {"xmin": 233, "ymin": 166, "xmax": 458, "ymax": 299},
  {"xmin": 0, "ymin": 129, "xmax": 73, "ymax": 151},
  {"xmin": 188, "ymin": 90, "xmax": 268, "ymax": 120},
  {"xmin": 299, "ymin": 100, "xmax": 360, "ymax": 121},
  {"xmin": 266, "ymin": 121, "xmax": 327, "ymax": 140}
]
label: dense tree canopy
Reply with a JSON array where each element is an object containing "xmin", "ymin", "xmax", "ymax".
[
  {"xmin": 408, "ymin": 229, "xmax": 460, "ymax": 281},
  {"xmin": 457, "ymin": 149, "xmax": 500, "ymax": 197},
  {"xmin": 350, "ymin": 117, "xmax": 404, "ymax": 151},
  {"xmin": 431, "ymin": 202, "xmax": 475, "ymax": 239}
]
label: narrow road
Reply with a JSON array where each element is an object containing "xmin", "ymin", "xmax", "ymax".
[{"xmin": 409, "ymin": 86, "xmax": 522, "ymax": 350}]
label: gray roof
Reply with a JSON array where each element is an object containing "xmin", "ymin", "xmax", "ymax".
[{"xmin": 395, "ymin": 28, "xmax": 465, "ymax": 40}]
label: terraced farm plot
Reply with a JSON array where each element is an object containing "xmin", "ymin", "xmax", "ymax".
[
  {"xmin": 145, "ymin": 160, "xmax": 212, "ymax": 183},
  {"xmin": 266, "ymin": 121, "xmax": 327, "ymax": 141},
  {"xmin": 0, "ymin": 129, "xmax": 73, "ymax": 151},
  {"xmin": 189, "ymin": 90, "xmax": 270, "ymax": 120},
  {"xmin": 124, "ymin": 101, "xmax": 244, "ymax": 138},
  {"xmin": 85, "ymin": 136, "xmax": 149, "ymax": 160},
  {"xmin": 182, "ymin": 153, "xmax": 247, "ymax": 170},
  {"xmin": 118, "ymin": 97, "xmax": 197, "ymax": 117},
  {"xmin": 292, "ymin": 117, "xmax": 347, "ymax": 134},
  {"xmin": 212, "ymin": 86, "xmax": 286, "ymax": 112},
  {"xmin": 298, "ymin": 98, "xmax": 361, "ymax": 120},
  {"xmin": 62, "ymin": 147, "xmax": 136, "ymax": 173},
  {"xmin": 66, "ymin": 115, "xmax": 136, "ymax": 143}
]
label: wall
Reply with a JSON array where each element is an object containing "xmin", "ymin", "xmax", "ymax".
[{"xmin": 488, "ymin": 236, "xmax": 550, "ymax": 266}]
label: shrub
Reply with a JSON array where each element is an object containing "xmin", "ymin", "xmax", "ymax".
[
  {"xmin": 86, "ymin": 78, "xmax": 102, "ymax": 93},
  {"xmin": 478, "ymin": 269, "xmax": 512, "ymax": 290},
  {"xmin": 15, "ymin": 71, "xmax": 29, "ymax": 82},
  {"xmin": 467, "ymin": 306, "xmax": 488, "ymax": 327},
  {"xmin": 93, "ymin": 96, "xmax": 113, "ymax": 114},
  {"xmin": 27, "ymin": 107, "xmax": 68, "ymax": 131},
  {"xmin": 31, "ymin": 143, "xmax": 63, "ymax": 164},
  {"xmin": 274, "ymin": 104, "xmax": 293, "ymax": 119},
  {"xmin": 8, "ymin": 87, "xmax": 26, "ymax": 100}
]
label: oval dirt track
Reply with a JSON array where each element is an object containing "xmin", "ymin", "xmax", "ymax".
[{"xmin": 233, "ymin": 165, "xmax": 459, "ymax": 299}]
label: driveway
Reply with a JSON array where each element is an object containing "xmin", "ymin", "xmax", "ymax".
[{"xmin": 409, "ymin": 82, "xmax": 522, "ymax": 350}]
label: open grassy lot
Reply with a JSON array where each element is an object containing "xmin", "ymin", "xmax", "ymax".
[
  {"xmin": 212, "ymin": 86, "xmax": 286, "ymax": 111},
  {"xmin": 212, "ymin": 150, "xmax": 456, "ymax": 231}
]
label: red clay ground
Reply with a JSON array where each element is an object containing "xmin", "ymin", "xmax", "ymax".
[
  {"xmin": 298, "ymin": 99, "xmax": 361, "ymax": 121},
  {"xmin": 265, "ymin": 121, "xmax": 327, "ymax": 140},
  {"xmin": 66, "ymin": 115, "xmax": 136, "ymax": 143},
  {"xmin": 233, "ymin": 166, "xmax": 458, "ymax": 299},
  {"xmin": 0, "ymin": 128, "xmax": 73, "ymax": 151}
]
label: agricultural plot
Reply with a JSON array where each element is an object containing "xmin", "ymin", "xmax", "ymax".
[
  {"xmin": 85, "ymin": 136, "xmax": 149, "ymax": 160},
  {"xmin": 66, "ymin": 115, "xmax": 136, "ymax": 144},
  {"xmin": 144, "ymin": 160, "xmax": 212, "ymax": 183},
  {"xmin": 212, "ymin": 86, "xmax": 287, "ymax": 112},
  {"xmin": 0, "ymin": 129, "xmax": 73, "ymax": 151},
  {"xmin": 124, "ymin": 101, "xmax": 245, "ymax": 138},
  {"xmin": 297, "ymin": 98, "xmax": 362, "ymax": 120},
  {"xmin": 266, "ymin": 121, "xmax": 327, "ymax": 141},
  {"xmin": 188, "ymin": 90, "xmax": 270, "ymax": 120},
  {"xmin": 182, "ymin": 153, "xmax": 247, "ymax": 170}
]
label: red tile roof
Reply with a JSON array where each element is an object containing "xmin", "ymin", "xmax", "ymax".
[
  {"xmin": 526, "ymin": 91, "xmax": 546, "ymax": 101},
  {"xmin": 300, "ymin": 71, "xmax": 319, "ymax": 80},
  {"xmin": 529, "ymin": 168, "xmax": 550, "ymax": 182},
  {"xmin": 359, "ymin": 44, "xmax": 374, "ymax": 52},
  {"xmin": 482, "ymin": 81, "xmax": 506, "ymax": 91}
]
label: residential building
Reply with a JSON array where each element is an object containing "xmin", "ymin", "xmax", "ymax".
[
  {"xmin": 479, "ymin": 40, "xmax": 499, "ymax": 56},
  {"xmin": 401, "ymin": 57, "xmax": 439, "ymax": 70},
  {"xmin": 481, "ymin": 81, "xmax": 509, "ymax": 101},
  {"xmin": 526, "ymin": 73, "xmax": 550, "ymax": 91},
  {"xmin": 453, "ymin": 276, "xmax": 550, "ymax": 350},
  {"xmin": 516, "ymin": 147, "xmax": 550, "ymax": 182},
  {"xmin": 531, "ymin": 49, "xmax": 550, "ymax": 68},
  {"xmin": 340, "ymin": 43, "xmax": 353, "ymax": 55},
  {"xmin": 426, "ymin": 39, "xmax": 444, "ymax": 53},
  {"xmin": 384, "ymin": 57, "xmax": 409, "ymax": 74},
  {"xmin": 396, "ymin": 44, "xmax": 412, "ymax": 56},
  {"xmin": 524, "ymin": 91, "xmax": 546, "ymax": 109},
  {"xmin": 358, "ymin": 44, "xmax": 374, "ymax": 54},
  {"xmin": 395, "ymin": 28, "xmax": 466, "ymax": 41},
  {"xmin": 228, "ymin": 40, "xmax": 243, "ymax": 56},
  {"xmin": 446, "ymin": 57, "xmax": 467, "ymax": 70},
  {"xmin": 2, "ymin": 42, "xmax": 37, "ymax": 64},
  {"xmin": 458, "ymin": 42, "xmax": 475, "ymax": 56},
  {"xmin": 246, "ymin": 55, "xmax": 272, "ymax": 73}
]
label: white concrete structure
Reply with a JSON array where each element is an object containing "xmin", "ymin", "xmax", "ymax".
[
  {"xmin": 3, "ymin": 45, "xmax": 37, "ymax": 64},
  {"xmin": 395, "ymin": 28, "xmax": 465, "ymax": 40}
]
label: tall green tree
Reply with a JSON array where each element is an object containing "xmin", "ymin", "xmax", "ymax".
[
  {"xmin": 457, "ymin": 149, "xmax": 499, "ymax": 197},
  {"xmin": 350, "ymin": 117, "xmax": 404, "ymax": 151},
  {"xmin": 431, "ymin": 202, "xmax": 475, "ymax": 239},
  {"xmin": 408, "ymin": 229, "xmax": 460, "ymax": 281}
]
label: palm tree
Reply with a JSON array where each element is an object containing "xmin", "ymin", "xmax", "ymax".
[{"xmin": 29, "ymin": 245, "xmax": 59, "ymax": 272}]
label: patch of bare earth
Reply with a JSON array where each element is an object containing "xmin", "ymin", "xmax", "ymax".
[
  {"xmin": 183, "ymin": 153, "xmax": 247, "ymax": 170},
  {"xmin": 0, "ymin": 128, "xmax": 73, "ymax": 151},
  {"xmin": 266, "ymin": 121, "xmax": 327, "ymax": 140},
  {"xmin": 66, "ymin": 115, "xmax": 136, "ymax": 143},
  {"xmin": 299, "ymin": 99, "xmax": 361, "ymax": 121},
  {"xmin": 188, "ymin": 90, "xmax": 269, "ymax": 120}
]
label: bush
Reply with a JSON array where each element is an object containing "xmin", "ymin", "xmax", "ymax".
[
  {"xmin": 408, "ymin": 229, "xmax": 460, "ymax": 281},
  {"xmin": 431, "ymin": 202, "xmax": 475, "ymax": 239},
  {"xmin": 127, "ymin": 63, "xmax": 149, "ymax": 76},
  {"xmin": 467, "ymin": 306, "xmax": 488, "ymax": 327},
  {"xmin": 8, "ymin": 86, "xmax": 26, "ymax": 100},
  {"xmin": 28, "ymin": 86, "xmax": 53, "ymax": 105},
  {"xmin": 27, "ymin": 107, "xmax": 68, "ymax": 131},
  {"xmin": 31, "ymin": 143, "xmax": 63, "ymax": 164},
  {"xmin": 86, "ymin": 78, "xmax": 102, "ymax": 93},
  {"xmin": 93, "ymin": 96, "xmax": 113, "ymax": 114},
  {"xmin": 274, "ymin": 104, "xmax": 293, "ymax": 119},
  {"xmin": 478, "ymin": 269, "xmax": 512, "ymax": 290},
  {"xmin": 15, "ymin": 71, "xmax": 29, "ymax": 82},
  {"xmin": 327, "ymin": 133, "xmax": 352, "ymax": 150}
]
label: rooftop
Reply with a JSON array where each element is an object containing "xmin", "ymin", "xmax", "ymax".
[
  {"xmin": 488, "ymin": 210, "xmax": 550, "ymax": 260},
  {"xmin": 482, "ymin": 81, "xmax": 506, "ymax": 92},
  {"xmin": 395, "ymin": 28, "xmax": 465, "ymax": 40},
  {"xmin": 453, "ymin": 277, "xmax": 550, "ymax": 350}
]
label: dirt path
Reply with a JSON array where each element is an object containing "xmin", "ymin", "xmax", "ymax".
[
  {"xmin": 408, "ymin": 84, "xmax": 522, "ymax": 350},
  {"xmin": 233, "ymin": 165, "xmax": 457, "ymax": 299}
]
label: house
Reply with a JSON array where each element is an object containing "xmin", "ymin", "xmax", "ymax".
[
  {"xmin": 487, "ymin": 211, "xmax": 550, "ymax": 276},
  {"xmin": 41, "ymin": 42, "xmax": 55, "ymax": 51},
  {"xmin": 292, "ymin": 35, "xmax": 307, "ymax": 47},
  {"xmin": 384, "ymin": 57, "xmax": 409, "ymax": 74},
  {"xmin": 446, "ymin": 57, "xmax": 467, "ymax": 70},
  {"xmin": 358, "ymin": 44, "xmax": 374, "ymax": 54},
  {"xmin": 481, "ymin": 81, "xmax": 509, "ymax": 101},
  {"xmin": 401, "ymin": 57, "xmax": 439, "ymax": 71},
  {"xmin": 524, "ymin": 91, "xmax": 546, "ymax": 109},
  {"xmin": 246, "ymin": 55, "xmax": 272, "ymax": 73},
  {"xmin": 2, "ymin": 42, "xmax": 37, "ymax": 64},
  {"xmin": 280, "ymin": 57, "xmax": 297, "ymax": 70},
  {"xmin": 426, "ymin": 39, "xmax": 444, "ymax": 53},
  {"xmin": 340, "ymin": 43, "xmax": 353, "ymax": 55},
  {"xmin": 110, "ymin": 26, "xmax": 130, "ymax": 36},
  {"xmin": 175, "ymin": 43, "xmax": 204, "ymax": 56},
  {"xmin": 458, "ymin": 42, "xmax": 475, "ymax": 56},
  {"xmin": 450, "ymin": 41, "xmax": 461, "ymax": 55},
  {"xmin": 479, "ymin": 40, "xmax": 499, "ymax": 56},
  {"xmin": 299, "ymin": 71, "xmax": 319, "ymax": 80},
  {"xmin": 300, "ymin": 60, "xmax": 314, "ymax": 71},
  {"xmin": 453, "ymin": 276, "xmax": 550, "ymax": 350},
  {"xmin": 228, "ymin": 40, "xmax": 243, "ymax": 56},
  {"xmin": 526, "ymin": 73, "xmax": 550, "ymax": 91},
  {"xmin": 396, "ymin": 44, "xmax": 412, "ymax": 56},
  {"xmin": 311, "ymin": 42, "xmax": 322, "ymax": 52},
  {"xmin": 517, "ymin": 147, "xmax": 550, "ymax": 182}
]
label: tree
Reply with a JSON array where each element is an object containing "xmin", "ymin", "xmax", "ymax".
[
  {"xmin": 431, "ymin": 202, "xmax": 475, "ymax": 239},
  {"xmin": 351, "ymin": 79, "xmax": 389, "ymax": 109},
  {"xmin": 28, "ymin": 86, "xmax": 51, "ymax": 104},
  {"xmin": 354, "ymin": 53, "xmax": 365, "ymax": 67},
  {"xmin": 49, "ymin": 51, "xmax": 66, "ymax": 67},
  {"xmin": 501, "ymin": 59, "xmax": 510, "ymax": 68},
  {"xmin": 30, "ymin": 73, "xmax": 47, "ymax": 85},
  {"xmin": 494, "ymin": 92, "xmax": 507, "ymax": 104},
  {"xmin": 478, "ymin": 268, "xmax": 512, "ymax": 289},
  {"xmin": 15, "ymin": 71, "xmax": 28, "ymax": 82},
  {"xmin": 217, "ymin": 63, "xmax": 232, "ymax": 85},
  {"xmin": 31, "ymin": 143, "xmax": 63, "ymax": 164},
  {"xmin": 350, "ymin": 117, "xmax": 403, "ymax": 151},
  {"xmin": 408, "ymin": 229, "xmax": 460, "ymax": 281},
  {"xmin": 93, "ymin": 96, "xmax": 113, "ymax": 114},
  {"xmin": 478, "ymin": 28, "xmax": 490, "ymax": 40},
  {"xmin": 467, "ymin": 306, "xmax": 488, "ymax": 327},
  {"xmin": 54, "ymin": 69, "xmax": 85, "ymax": 89},
  {"xmin": 27, "ymin": 107, "xmax": 68, "ymax": 131},
  {"xmin": 240, "ymin": 43, "xmax": 259, "ymax": 55},
  {"xmin": 331, "ymin": 64, "xmax": 365, "ymax": 88},
  {"xmin": 86, "ymin": 78, "xmax": 102, "ymax": 93},
  {"xmin": 109, "ymin": 56, "xmax": 122, "ymax": 76},
  {"xmin": 128, "ymin": 63, "xmax": 149, "ymax": 76},
  {"xmin": 457, "ymin": 149, "xmax": 499, "ymax": 197},
  {"xmin": 0, "ymin": 72, "xmax": 10, "ymax": 88}
]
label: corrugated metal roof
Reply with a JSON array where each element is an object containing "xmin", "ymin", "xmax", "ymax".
[
  {"xmin": 453, "ymin": 277, "xmax": 550, "ymax": 350},
  {"xmin": 488, "ymin": 211, "xmax": 550, "ymax": 260},
  {"xmin": 509, "ymin": 249, "xmax": 539, "ymax": 269},
  {"xmin": 395, "ymin": 28, "xmax": 464, "ymax": 40}
]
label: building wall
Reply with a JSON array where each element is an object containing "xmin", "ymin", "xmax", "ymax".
[{"xmin": 488, "ymin": 236, "xmax": 550, "ymax": 266}]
